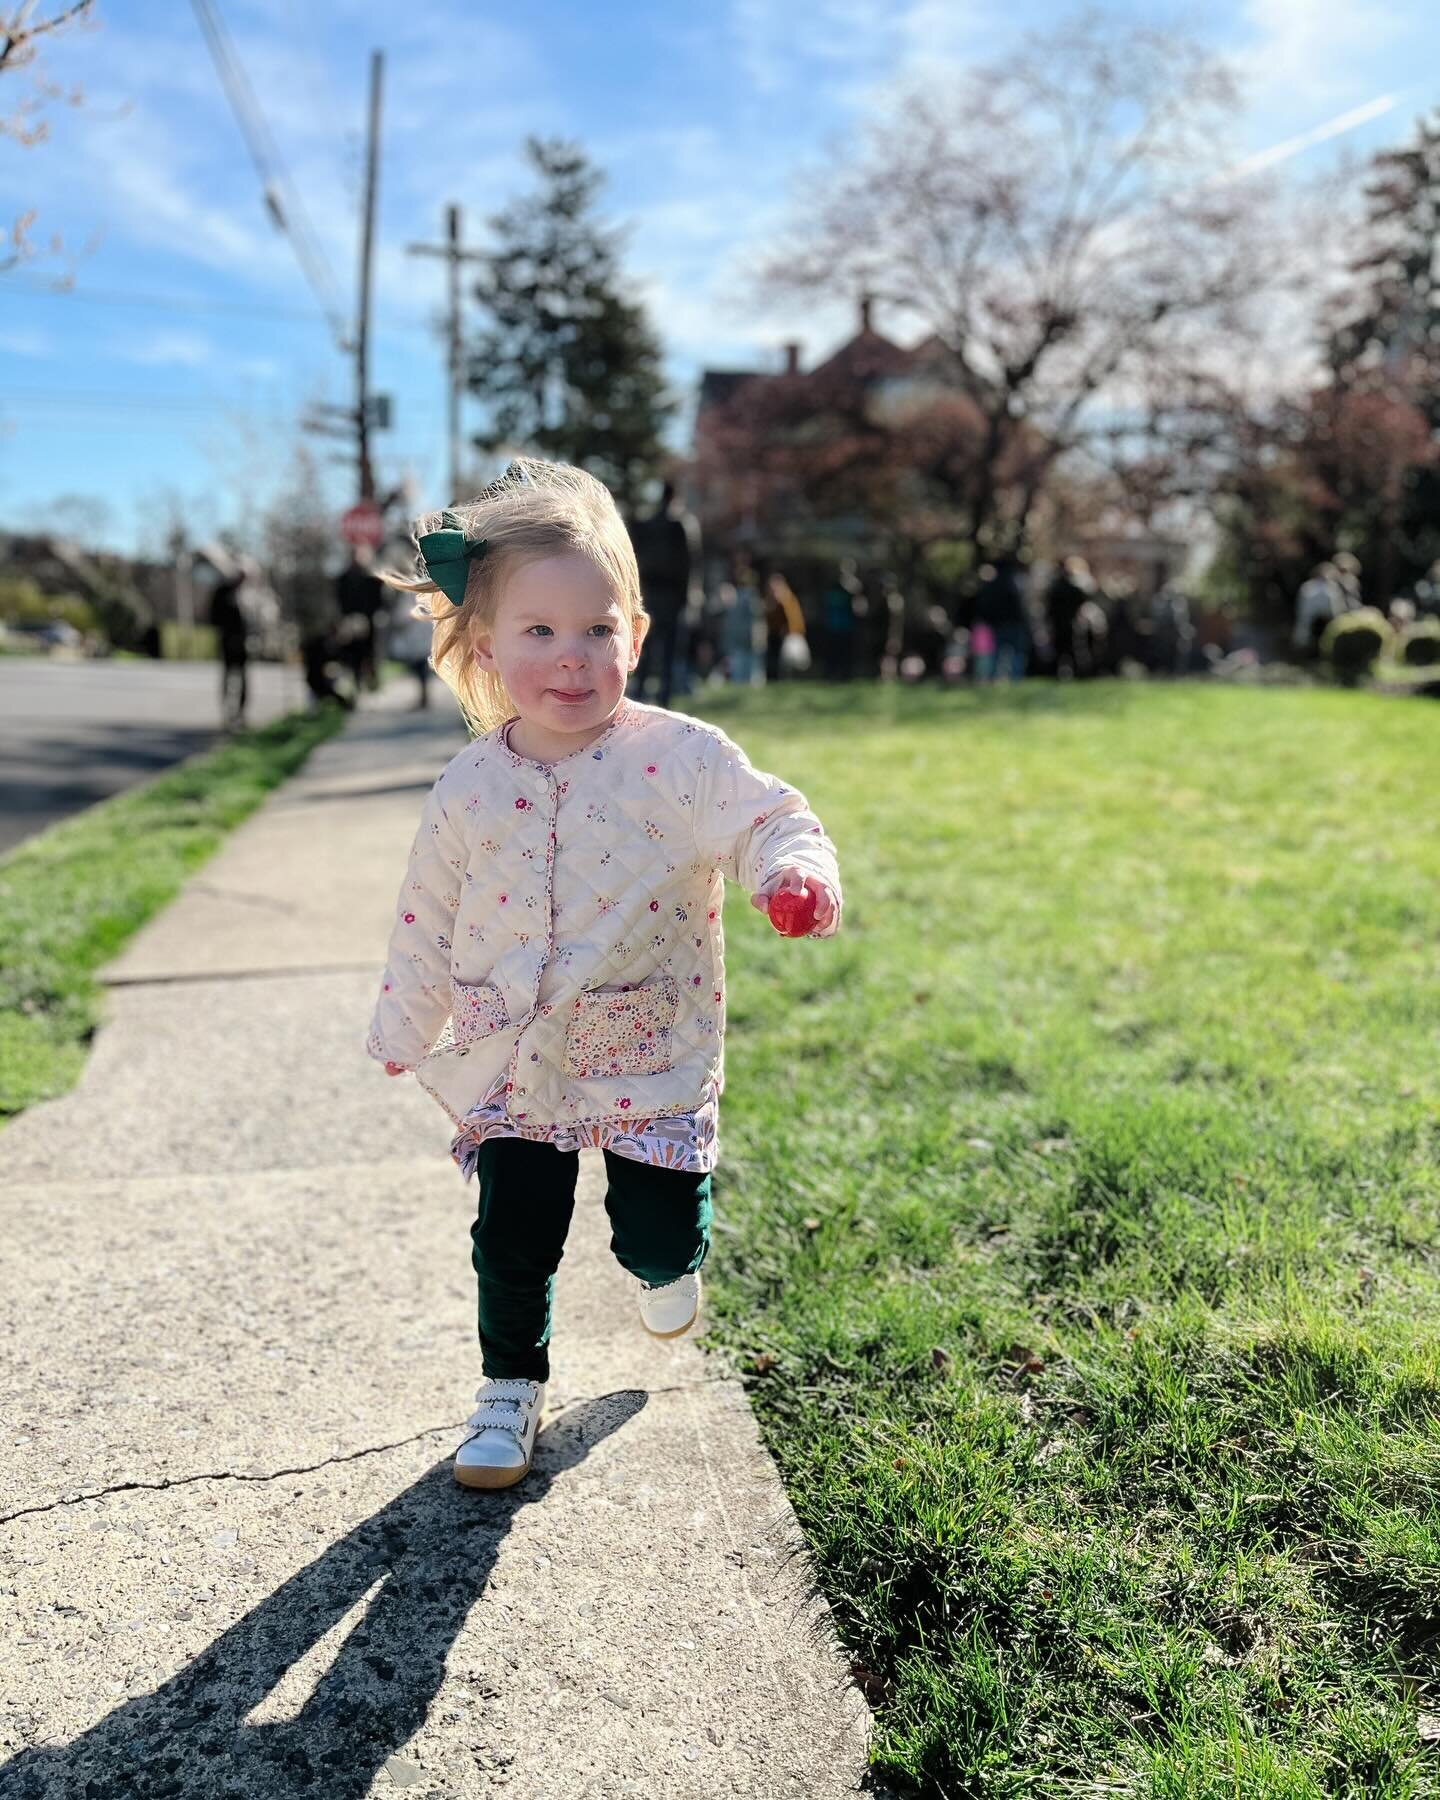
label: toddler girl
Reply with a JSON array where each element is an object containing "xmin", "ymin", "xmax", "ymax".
[{"xmin": 368, "ymin": 460, "xmax": 842, "ymax": 1489}]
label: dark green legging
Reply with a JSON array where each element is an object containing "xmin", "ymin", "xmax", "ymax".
[{"xmin": 470, "ymin": 1138, "xmax": 712, "ymax": 1381}]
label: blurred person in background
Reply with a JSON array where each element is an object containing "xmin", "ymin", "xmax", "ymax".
[
  {"xmin": 1411, "ymin": 560, "xmax": 1440, "ymax": 619},
  {"xmin": 687, "ymin": 586, "xmax": 721, "ymax": 683},
  {"xmin": 1045, "ymin": 556, "xmax": 1093, "ymax": 679},
  {"xmin": 720, "ymin": 557, "xmax": 763, "ymax": 684},
  {"xmin": 388, "ymin": 590, "xmax": 435, "ymax": 710},
  {"xmin": 1293, "ymin": 562, "xmax": 1342, "ymax": 657},
  {"xmin": 208, "ymin": 569, "xmax": 250, "ymax": 731},
  {"xmin": 973, "ymin": 553, "xmax": 1031, "ymax": 682},
  {"xmin": 971, "ymin": 620, "xmax": 997, "ymax": 680},
  {"xmin": 293, "ymin": 566, "xmax": 352, "ymax": 711},
  {"xmin": 1106, "ymin": 580, "xmax": 1143, "ymax": 670},
  {"xmin": 764, "ymin": 571, "xmax": 808, "ymax": 681},
  {"xmin": 336, "ymin": 548, "xmax": 386, "ymax": 692},
  {"xmin": 877, "ymin": 571, "xmax": 906, "ymax": 680},
  {"xmin": 1148, "ymin": 578, "xmax": 1196, "ymax": 676},
  {"xmin": 821, "ymin": 560, "xmax": 862, "ymax": 680},
  {"xmin": 1073, "ymin": 593, "xmax": 1110, "ymax": 677},
  {"xmin": 1194, "ymin": 597, "xmax": 1235, "ymax": 665},
  {"xmin": 629, "ymin": 481, "xmax": 701, "ymax": 708},
  {"xmin": 1332, "ymin": 550, "xmax": 1363, "ymax": 612},
  {"xmin": 1388, "ymin": 595, "xmax": 1417, "ymax": 632}
]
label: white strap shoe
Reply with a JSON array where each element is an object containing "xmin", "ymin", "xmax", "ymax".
[
  {"xmin": 453, "ymin": 1378, "xmax": 546, "ymax": 1489},
  {"xmin": 637, "ymin": 1271, "xmax": 701, "ymax": 1339}
]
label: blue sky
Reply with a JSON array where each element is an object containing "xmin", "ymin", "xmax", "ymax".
[{"xmin": 1, "ymin": 0, "xmax": 1436, "ymax": 552}]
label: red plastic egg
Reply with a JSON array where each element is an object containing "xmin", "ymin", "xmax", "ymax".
[{"xmin": 767, "ymin": 886, "xmax": 819, "ymax": 937}]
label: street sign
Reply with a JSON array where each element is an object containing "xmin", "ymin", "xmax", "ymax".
[{"xmin": 340, "ymin": 501, "xmax": 385, "ymax": 548}]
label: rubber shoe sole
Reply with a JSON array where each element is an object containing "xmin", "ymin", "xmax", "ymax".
[
  {"xmin": 453, "ymin": 1456, "xmax": 531, "ymax": 1490},
  {"xmin": 452, "ymin": 1410, "xmax": 544, "ymax": 1489},
  {"xmin": 641, "ymin": 1300, "xmax": 700, "ymax": 1340}
]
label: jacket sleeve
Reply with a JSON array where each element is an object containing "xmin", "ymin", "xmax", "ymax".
[
  {"xmin": 366, "ymin": 778, "xmax": 467, "ymax": 1067},
  {"xmin": 693, "ymin": 731, "xmax": 842, "ymax": 937}
]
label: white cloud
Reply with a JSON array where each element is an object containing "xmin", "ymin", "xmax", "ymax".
[
  {"xmin": 730, "ymin": 0, "xmax": 977, "ymax": 98},
  {"xmin": 0, "ymin": 93, "xmax": 287, "ymax": 288},
  {"xmin": 1238, "ymin": 0, "xmax": 1419, "ymax": 112},
  {"xmin": 123, "ymin": 329, "xmax": 216, "ymax": 368},
  {"xmin": 100, "ymin": 121, "xmax": 277, "ymax": 275},
  {"xmin": 0, "ymin": 2, "xmax": 550, "ymax": 322},
  {"xmin": 0, "ymin": 326, "xmax": 57, "ymax": 358},
  {"xmin": 635, "ymin": 257, "xmax": 861, "ymax": 386}
]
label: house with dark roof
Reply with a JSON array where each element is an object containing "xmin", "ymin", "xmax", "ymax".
[{"xmin": 691, "ymin": 298, "xmax": 982, "ymax": 564}]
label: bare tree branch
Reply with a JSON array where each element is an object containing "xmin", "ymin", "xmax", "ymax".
[
  {"xmin": 753, "ymin": 9, "xmax": 1295, "ymax": 557},
  {"xmin": 0, "ymin": 0, "xmax": 96, "ymax": 273},
  {"xmin": 0, "ymin": 0, "xmax": 94, "ymax": 74}
]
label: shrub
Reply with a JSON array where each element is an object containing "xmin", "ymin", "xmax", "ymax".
[
  {"xmin": 1320, "ymin": 607, "xmax": 1393, "ymax": 685},
  {"xmin": 1397, "ymin": 617, "xmax": 1440, "ymax": 666},
  {"xmin": 0, "ymin": 578, "xmax": 97, "ymax": 635}
]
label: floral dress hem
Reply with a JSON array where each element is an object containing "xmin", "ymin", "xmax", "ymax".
[{"xmin": 450, "ymin": 1074, "xmax": 719, "ymax": 1179}]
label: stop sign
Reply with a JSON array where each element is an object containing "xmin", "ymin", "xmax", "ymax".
[{"xmin": 341, "ymin": 501, "xmax": 385, "ymax": 548}]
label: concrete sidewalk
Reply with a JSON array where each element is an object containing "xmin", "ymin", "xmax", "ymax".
[{"xmin": 0, "ymin": 695, "xmax": 875, "ymax": 1798}]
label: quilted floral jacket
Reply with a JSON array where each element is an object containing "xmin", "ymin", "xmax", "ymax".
[{"xmin": 366, "ymin": 699, "xmax": 842, "ymax": 1138}]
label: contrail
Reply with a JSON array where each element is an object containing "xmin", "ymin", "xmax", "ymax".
[{"xmin": 1220, "ymin": 94, "xmax": 1399, "ymax": 181}]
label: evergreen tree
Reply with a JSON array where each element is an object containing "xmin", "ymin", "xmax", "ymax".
[
  {"xmin": 1324, "ymin": 111, "xmax": 1440, "ymax": 595},
  {"xmin": 1329, "ymin": 111, "xmax": 1440, "ymax": 410},
  {"xmin": 467, "ymin": 139, "xmax": 673, "ymax": 512}
]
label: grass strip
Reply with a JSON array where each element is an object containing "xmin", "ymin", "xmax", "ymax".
[
  {"xmin": 0, "ymin": 704, "xmax": 346, "ymax": 1121},
  {"xmin": 695, "ymin": 681, "xmax": 1440, "ymax": 1799}
]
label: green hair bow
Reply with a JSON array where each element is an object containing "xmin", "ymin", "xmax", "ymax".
[{"xmin": 417, "ymin": 510, "xmax": 489, "ymax": 607}]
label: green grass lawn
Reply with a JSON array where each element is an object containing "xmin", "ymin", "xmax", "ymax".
[
  {"xmin": 697, "ymin": 681, "xmax": 1440, "ymax": 1799},
  {"xmin": 0, "ymin": 706, "xmax": 344, "ymax": 1121}
]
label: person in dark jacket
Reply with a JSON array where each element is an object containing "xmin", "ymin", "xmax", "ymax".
[
  {"xmin": 336, "ymin": 549, "xmax": 386, "ymax": 692},
  {"xmin": 629, "ymin": 483, "xmax": 700, "ymax": 708},
  {"xmin": 973, "ymin": 554, "xmax": 1031, "ymax": 682},
  {"xmin": 209, "ymin": 572, "xmax": 249, "ymax": 729},
  {"xmin": 821, "ymin": 560, "xmax": 863, "ymax": 681},
  {"xmin": 1044, "ymin": 558, "xmax": 1091, "ymax": 678}
]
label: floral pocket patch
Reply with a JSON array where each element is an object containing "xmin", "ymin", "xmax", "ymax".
[
  {"xmin": 450, "ymin": 981, "xmax": 510, "ymax": 1047},
  {"xmin": 564, "ymin": 977, "xmax": 678, "ymax": 1079}
]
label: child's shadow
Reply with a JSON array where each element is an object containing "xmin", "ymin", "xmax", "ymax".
[{"xmin": 2, "ymin": 1391, "xmax": 646, "ymax": 1799}]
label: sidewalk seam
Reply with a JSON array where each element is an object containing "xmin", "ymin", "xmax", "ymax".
[{"xmin": 104, "ymin": 962, "xmax": 380, "ymax": 989}]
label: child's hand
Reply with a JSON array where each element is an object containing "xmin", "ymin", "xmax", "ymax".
[
  {"xmin": 751, "ymin": 869, "xmax": 838, "ymax": 935},
  {"xmin": 383, "ymin": 1061, "xmax": 410, "ymax": 1077}
]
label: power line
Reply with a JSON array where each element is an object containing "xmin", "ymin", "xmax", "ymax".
[
  {"xmin": 4, "ymin": 273, "xmax": 433, "ymax": 335},
  {"xmin": 6, "ymin": 275, "xmax": 325, "ymax": 324},
  {"xmin": 0, "ymin": 387, "xmax": 290, "ymax": 415},
  {"xmin": 187, "ymin": 0, "xmax": 351, "ymax": 350},
  {"xmin": 2, "ymin": 413, "xmax": 292, "ymax": 432}
]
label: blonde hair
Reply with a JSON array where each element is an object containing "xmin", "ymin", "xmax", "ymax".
[{"xmin": 383, "ymin": 458, "xmax": 646, "ymax": 734}]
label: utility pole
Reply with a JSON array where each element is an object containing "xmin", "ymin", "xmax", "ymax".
[
  {"xmin": 407, "ymin": 203, "xmax": 486, "ymax": 504},
  {"xmin": 302, "ymin": 47, "xmax": 396, "ymax": 521},
  {"xmin": 354, "ymin": 48, "xmax": 384, "ymax": 503}
]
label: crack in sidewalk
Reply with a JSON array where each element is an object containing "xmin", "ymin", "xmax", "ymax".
[
  {"xmin": 0, "ymin": 1422, "xmax": 461, "ymax": 1525},
  {"xmin": 0, "ymin": 1380, "xmax": 724, "ymax": 1525}
]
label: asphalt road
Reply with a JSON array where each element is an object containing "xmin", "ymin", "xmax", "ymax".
[{"xmin": 0, "ymin": 658, "xmax": 309, "ymax": 854}]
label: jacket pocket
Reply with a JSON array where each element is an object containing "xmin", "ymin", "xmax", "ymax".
[
  {"xmin": 563, "ymin": 974, "xmax": 679, "ymax": 1079},
  {"xmin": 450, "ymin": 980, "xmax": 509, "ymax": 1047}
]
